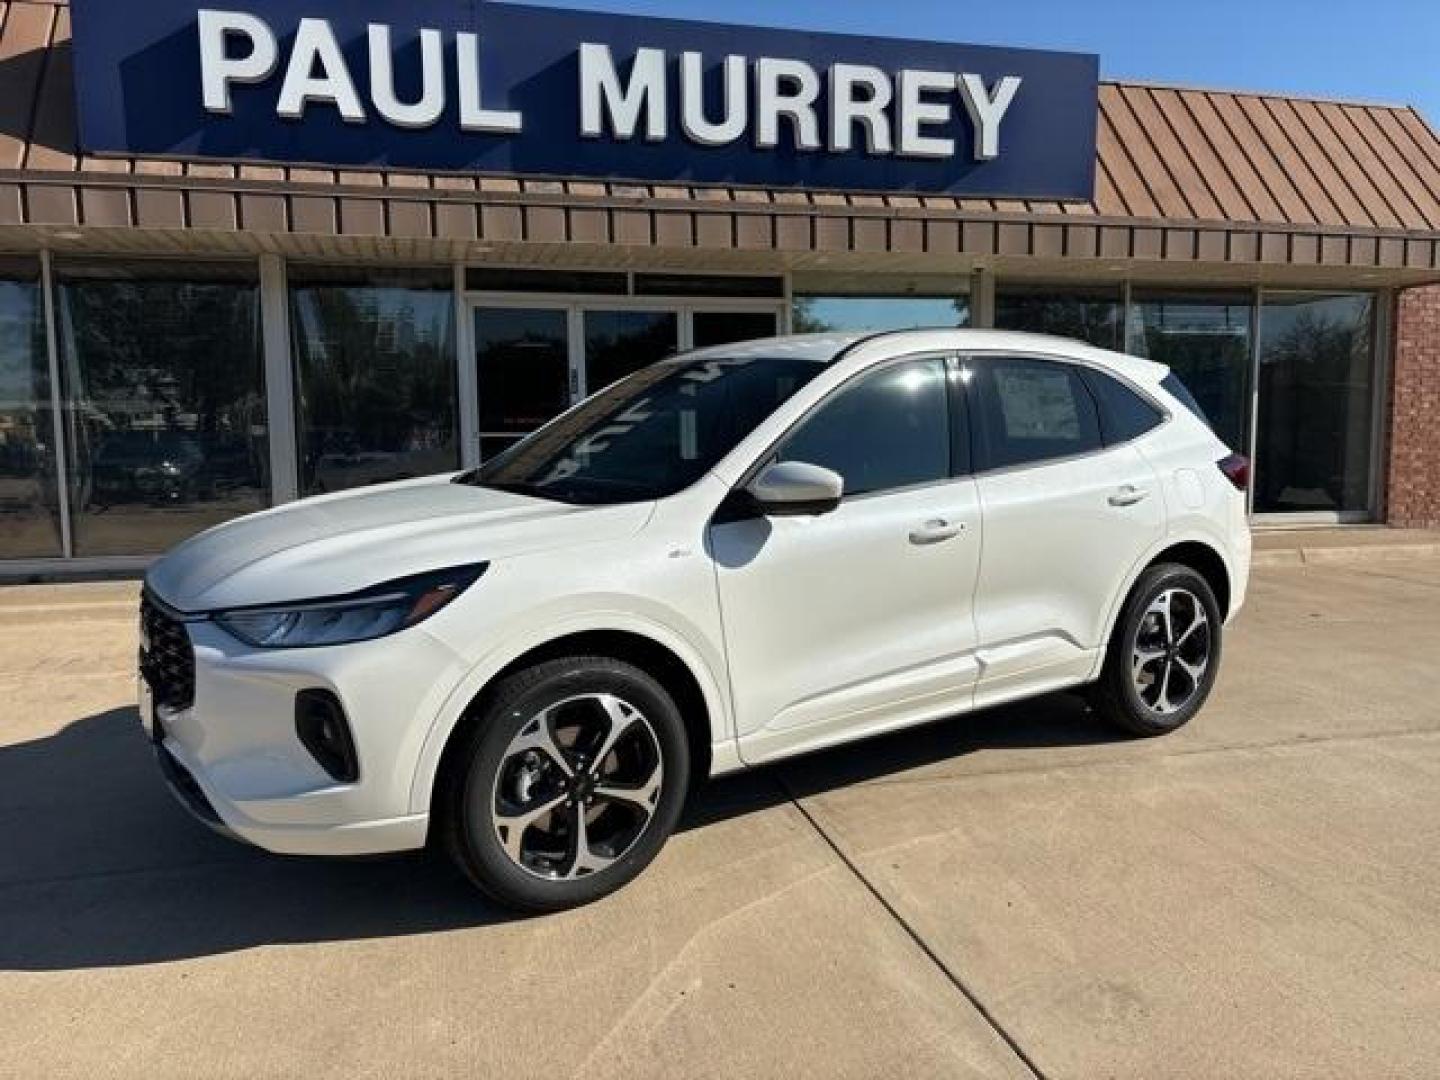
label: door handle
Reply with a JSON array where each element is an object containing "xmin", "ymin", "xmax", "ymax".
[
  {"xmin": 909, "ymin": 518, "xmax": 964, "ymax": 545},
  {"xmin": 1108, "ymin": 485, "xmax": 1151, "ymax": 507}
]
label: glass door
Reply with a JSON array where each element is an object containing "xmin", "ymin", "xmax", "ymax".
[
  {"xmin": 473, "ymin": 307, "xmax": 572, "ymax": 462},
  {"xmin": 581, "ymin": 309, "xmax": 679, "ymax": 395},
  {"xmin": 692, "ymin": 309, "xmax": 781, "ymax": 348},
  {"xmin": 470, "ymin": 300, "xmax": 783, "ymax": 464}
]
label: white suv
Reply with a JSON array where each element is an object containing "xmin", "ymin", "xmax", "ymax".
[{"xmin": 140, "ymin": 330, "xmax": 1251, "ymax": 911}]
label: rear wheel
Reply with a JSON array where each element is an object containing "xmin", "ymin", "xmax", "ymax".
[
  {"xmin": 440, "ymin": 656, "xmax": 689, "ymax": 912},
  {"xmin": 1092, "ymin": 564, "xmax": 1223, "ymax": 736}
]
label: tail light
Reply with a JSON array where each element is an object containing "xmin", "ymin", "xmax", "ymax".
[{"xmin": 1217, "ymin": 453, "xmax": 1250, "ymax": 492}]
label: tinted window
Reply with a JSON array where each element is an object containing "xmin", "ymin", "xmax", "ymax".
[
  {"xmin": 778, "ymin": 359, "xmax": 952, "ymax": 497},
  {"xmin": 1081, "ymin": 369, "xmax": 1164, "ymax": 445},
  {"xmin": 57, "ymin": 260, "xmax": 268, "ymax": 556},
  {"xmin": 468, "ymin": 355, "xmax": 824, "ymax": 504},
  {"xmin": 1161, "ymin": 372, "xmax": 1213, "ymax": 429},
  {"xmin": 973, "ymin": 357, "xmax": 1102, "ymax": 470},
  {"xmin": 290, "ymin": 266, "xmax": 457, "ymax": 497}
]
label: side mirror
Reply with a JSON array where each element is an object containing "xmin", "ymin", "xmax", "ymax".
[{"xmin": 746, "ymin": 461, "xmax": 844, "ymax": 516}]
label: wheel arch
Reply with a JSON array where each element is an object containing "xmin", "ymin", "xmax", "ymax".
[
  {"xmin": 1096, "ymin": 535, "xmax": 1235, "ymax": 668},
  {"xmin": 416, "ymin": 621, "xmax": 726, "ymax": 826}
]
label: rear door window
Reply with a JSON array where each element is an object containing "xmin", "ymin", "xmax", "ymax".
[{"xmin": 970, "ymin": 356, "xmax": 1103, "ymax": 470}]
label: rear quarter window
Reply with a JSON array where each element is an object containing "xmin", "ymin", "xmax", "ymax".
[
  {"xmin": 1080, "ymin": 368, "xmax": 1166, "ymax": 445},
  {"xmin": 1160, "ymin": 372, "xmax": 1213, "ymax": 430}
]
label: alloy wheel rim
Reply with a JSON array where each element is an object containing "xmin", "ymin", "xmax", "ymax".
[
  {"xmin": 491, "ymin": 693, "xmax": 664, "ymax": 881},
  {"xmin": 1131, "ymin": 588, "xmax": 1211, "ymax": 715}
]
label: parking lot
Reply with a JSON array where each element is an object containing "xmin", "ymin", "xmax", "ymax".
[{"xmin": 1, "ymin": 555, "xmax": 1437, "ymax": 1079}]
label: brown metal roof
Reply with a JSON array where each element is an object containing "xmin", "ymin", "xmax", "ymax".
[{"xmin": 4, "ymin": 0, "xmax": 1440, "ymax": 275}]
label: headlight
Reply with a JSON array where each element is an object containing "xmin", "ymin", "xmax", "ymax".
[{"xmin": 213, "ymin": 564, "xmax": 487, "ymax": 648}]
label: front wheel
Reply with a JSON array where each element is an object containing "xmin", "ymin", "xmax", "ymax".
[
  {"xmin": 1091, "ymin": 564, "xmax": 1223, "ymax": 737},
  {"xmin": 440, "ymin": 656, "xmax": 690, "ymax": 912}
]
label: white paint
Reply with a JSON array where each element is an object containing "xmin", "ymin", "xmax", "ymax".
[
  {"xmin": 367, "ymin": 24, "xmax": 445, "ymax": 129},
  {"xmin": 958, "ymin": 73, "xmax": 1023, "ymax": 160},
  {"xmin": 579, "ymin": 42, "xmax": 667, "ymax": 141},
  {"xmin": 276, "ymin": 17, "xmax": 365, "ymax": 123},
  {"xmin": 145, "ymin": 329, "xmax": 1249, "ymax": 885},
  {"xmin": 198, "ymin": 8, "xmax": 279, "ymax": 114}
]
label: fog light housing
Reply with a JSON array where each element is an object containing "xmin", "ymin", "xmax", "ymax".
[{"xmin": 295, "ymin": 689, "xmax": 359, "ymax": 783}]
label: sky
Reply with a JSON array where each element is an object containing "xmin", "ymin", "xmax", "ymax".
[{"xmin": 520, "ymin": 0, "xmax": 1440, "ymax": 124}]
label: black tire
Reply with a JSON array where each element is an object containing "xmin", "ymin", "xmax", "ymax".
[
  {"xmin": 1091, "ymin": 563, "xmax": 1223, "ymax": 737},
  {"xmin": 439, "ymin": 655, "xmax": 690, "ymax": 913}
]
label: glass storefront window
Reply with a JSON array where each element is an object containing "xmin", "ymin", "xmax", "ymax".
[
  {"xmin": 1255, "ymin": 293, "xmax": 1376, "ymax": 514},
  {"xmin": 693, "ymin": 310, "xmax": 779, "ymax": 348},
  {"xmin": 584, "ymin": 309, "xmax": 679, "ymax": 392},
  {"xmin": 57, "ymin": 260, "xmax": 268, "ymax": 557},
  {"xmin": 290, "ymin": 266, "xmax": 457, "ymax": 496},
  {"xmin": 0, "ymin": 257, "xmax": 62, "ymax": 558},
  {"xmin": 792, "ymin": 295, "xmax": 970, "ymax": 333},
  {"xmin": 996, "ymin": 284, "xmax": 1124, "ymax": 350},
  {"xmin": 1127, "ymin": 290, "xmax": 1253, "ymax": 453}
]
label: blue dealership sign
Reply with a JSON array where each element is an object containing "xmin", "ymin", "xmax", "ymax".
[{"xmin": 70, "ymin": 0, "xmax": 1098, "ymax": 198}]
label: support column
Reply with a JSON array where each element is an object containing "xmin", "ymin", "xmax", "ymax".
[
  {"xmin": 259, "ymin": 254, "xmax": 299, "ymax": 504},
  {"xmin": 39, "ymin": 250, "xmax": 73, "ymax": 557},
  {"xmin": 969, "ymin": 266, "xmax": 995, "ymax": 328},
  {"xmin": 1386, "ymin": 285, "xmax": 1440, "ymax": 526},
  {"xmin": 454, "ymin": 262, "xmax": 479, "ymax": 470}
]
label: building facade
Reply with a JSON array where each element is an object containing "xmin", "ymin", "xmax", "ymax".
[{"xmin": 2, "ymin": 0, "xmax": 1440, "ymax": 574}]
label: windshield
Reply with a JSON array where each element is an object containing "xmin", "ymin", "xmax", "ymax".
[{"xmin": 460, "ymin": 355, "xmax": 827, "ymax": 505}]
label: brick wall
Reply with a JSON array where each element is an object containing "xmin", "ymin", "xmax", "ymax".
[{"xmin": 1387, "ymin": 285, "xmax": 1440, "ymax": 527}]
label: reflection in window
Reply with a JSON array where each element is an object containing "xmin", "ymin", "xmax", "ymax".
[
  {"xmin": 792, "ymin": 295, "xmax": 969, "ymax": 333},
  {"xmin": 57, "ymin": 261, "xmax": 268, "ymax": 556},
  {"xmin": 778, "ymin": 359, "xmax": 952, "ymax": 497},
  {"xmin": 996, "ymin": 285, "xmax": 1124, "ymax": 349},
  {"xmin": 693, "ymin": 310, "xmax": 779, "ymax": 349},
  {"xmin": 0, "ymin": 258, "xmax": 61, "ymax": 557},
  {"xmin": 1256, "ymin": 293, "xmax": 1375, "ymax": 514},
  {"xmin": 584, "ymin": 309, "xmax": 678, "ymax": 393},
  {"xmin": 290, "ymin": 266, "xmax": 457, "ymax": 496},
  {"xmin": 972, "ymin": 357, "xmax": 1102, "ymax": 470},
  {"xmin": 1127, "ymin": 291, "xmax": 1252, "ymax": 452},
  {"xmin": 475, "ymin": 307, "xmax": 571, "ymax": 463}
]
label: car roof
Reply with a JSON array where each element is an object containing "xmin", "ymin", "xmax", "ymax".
[{"xmin": 692, "ymin": 329, "xmax": 1169, "ymax": 384}]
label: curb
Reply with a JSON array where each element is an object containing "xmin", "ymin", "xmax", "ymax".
[{"xmin": 1252, "ymin": 543, "xmax": 1440, "ymax": 568}]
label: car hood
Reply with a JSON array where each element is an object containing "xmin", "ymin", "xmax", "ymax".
[{"xmin": 146, "ymin": 474, "xmax": 654, "ymax": 612}]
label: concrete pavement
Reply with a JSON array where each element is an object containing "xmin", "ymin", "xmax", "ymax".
[{"xmin": 1, "ymin": 558, "xmax": 1438, "ymax": 1078}]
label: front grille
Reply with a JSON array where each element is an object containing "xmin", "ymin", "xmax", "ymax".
[{"xmin": 140, "ymin": 592, "xmax": 195, "ymax": 711}]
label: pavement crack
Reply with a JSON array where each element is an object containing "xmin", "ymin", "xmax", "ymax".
[{"xmin": 775, "ymin": 772, "xmax": 1048, "ymax": 1080}]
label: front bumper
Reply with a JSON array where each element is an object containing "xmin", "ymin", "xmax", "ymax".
[{"xmin": 139, "ymin": 617, "xmax": 463, "ymax": 857}]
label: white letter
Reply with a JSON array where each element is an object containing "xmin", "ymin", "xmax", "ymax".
[
  {"xmin": 897, "ymin": 69, "xmax": 954, "ymax": 159},
  {"xmin": 959, "ymin": 73, "xmax": 1022, "ymax": 160},
  {"xmin": 680, "ymin": 52, "xmax": 746, "ymax": 146},
  {"xmin": 368, "ymin": 24, "xmax": 444, "ymax": 129},
  {"xmin": 199, "ymin": 9, "xmax": 278, "ymax": 114},
  {"xmin": 457, "ymin": 32, "xmax": 523, "ymax": 133},
  {"xmin": 755, "ymin": 58, "xmax": 820, "ymax": 150},
  {"xmin": 579, "ymin": 42, "xmax": 666, "ymax": 141},
  {"xmin": 829, "ymin": 63, "xmax": 892, "ymax": 153},
  {"xmin": 277, "ymin": 18, "xmax": 365, "ymax": 123}
]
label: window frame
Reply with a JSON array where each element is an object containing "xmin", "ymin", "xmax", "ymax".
[
  {"xmin": 961, "ymin": 351, "xmax": 1172, "ymax": 476},
  {"xmin": 727, "ymin": 351, "xmax": 973, "ymax": 508}
]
